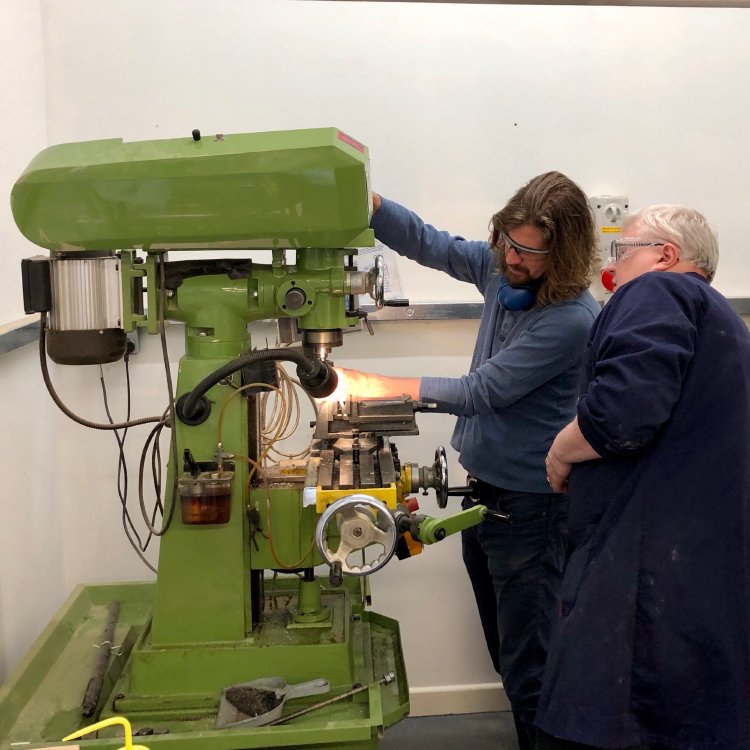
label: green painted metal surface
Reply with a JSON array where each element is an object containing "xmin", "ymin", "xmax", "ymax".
[
  {"xmin": 419, "ymin": 505, "xmax": 488, "ymax": 544},
  {"xmin": 151, "ymin": 354, "xmax": 251, "ymax": 645},
  {"xmin": 0, "ymin": 582, "xmax": 409, "ymax": 750},
  {"xmin": 11, "ymin": 128, "xmax": 373, "ymax": 252},
  {"xmin": 160, "ymin": 250, "xmax": 357, "ymax": 342},
  {"xmin": 3, "ymin": 128, "xmax": 411, "ymax": 750}
]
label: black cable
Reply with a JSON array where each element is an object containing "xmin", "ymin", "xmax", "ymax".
[
  {"xmin": 143, "ymin": 419, "xmax": 166, "ymax": 552},
  {"xmin": 98, "ymin": 360, "xmax": 143, "ymax": 550},
  {"xmin": 138, "ymin": 419, "xmax": 172, "ymax": 538},
  {"xmin": 97, "ymin": 359, "xmax": 158, "ymax": 573},
  {"xmin": 39, "ymin": 312, "xmax": 165, "ymax": 431},
  {"xmin": 159, "ymin": 255, "xmax": 179, "ymax": 535},
  {"xmin": 136, "ymin": 255, "xmax": 178, "ymax": 538}
]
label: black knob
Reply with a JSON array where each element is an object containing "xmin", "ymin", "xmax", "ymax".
[
  {"xmin": 483, "ymin": 509, "xmax": 512, "ymax": 525},
  {"xmin": 329, "ymin": 561, "xmax": 343, "ymax": 588},
  {"xmin": 192, "ymin": 129, "xmax": 201, "ymax": 141}
]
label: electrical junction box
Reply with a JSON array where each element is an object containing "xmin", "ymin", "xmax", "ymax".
[
  {"xmin": 589, "ymin": 195, "xmax": 629, "ymax": 301},
  {"xmin": 590, "ymin": 195, "xmax": 629, "ymax": 259}
]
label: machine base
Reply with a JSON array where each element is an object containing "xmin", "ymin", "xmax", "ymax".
[{"xmin": 0, "ymin": 581, "xmax": 409, "ymax": 749}]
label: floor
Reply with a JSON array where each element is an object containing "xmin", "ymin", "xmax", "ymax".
[{"xmin": 381, "ymin": 711, "xmax": 519, "ymax": 750}]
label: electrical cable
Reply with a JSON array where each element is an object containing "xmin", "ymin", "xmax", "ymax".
[
  {"xmin": 135, "ymin": 256, "xmax": 178, "ymax": 538},
  {"xmin": 38, "ymin": 312, "xmax": 165, "ymax": 430},
  {"xmin": 98, "ymin": 362, "xmax": 158, "ymax": 574},
  {"xmin": 138, "ymin": 418, "xmax": 171, "ymax": 538},
  {"xmin": 98, "ymin": 358, "xmax": 144, "ymax": 550}
]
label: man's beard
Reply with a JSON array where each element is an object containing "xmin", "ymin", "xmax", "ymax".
[{"xmin": 505, "ymin": 265, "xmax": 534, "ymax": 286}]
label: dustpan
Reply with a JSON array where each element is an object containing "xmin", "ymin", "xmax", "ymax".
[{"xmin": 215, "ymin": 676, "xmax": 330, "ymax": 729}]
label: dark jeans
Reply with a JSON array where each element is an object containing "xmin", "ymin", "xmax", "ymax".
[{"xmin": 461, "ymin": 486, "xmax": 569, "ymax": 750}]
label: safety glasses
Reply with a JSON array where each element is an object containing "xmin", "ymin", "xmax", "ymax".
[
  {"xmin": 496, "ymin": 232, "xmax": 549, "ymax": 259},
  {"xmin": 609, "ymin": 238, "xmax": 666, "ymax": 264}
]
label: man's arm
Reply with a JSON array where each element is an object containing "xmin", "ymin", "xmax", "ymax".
[
  {"xmin": 331, "ymin": 367, "xmax": 420, "ymax": 401},
  {"xmin": 546, "ymin": 275, "xmax": 702, "ymax": 492},
  {"xmin": 370, "ymin": 194, "xmax": 493, "ymax": 290},
  {"xmin": 545, "ymin": 417, "xmax": 601, "ymax": 493}
]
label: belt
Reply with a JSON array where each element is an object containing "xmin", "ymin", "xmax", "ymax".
[
  {"xmin": 472, "ymin": 478, "xmax": 508, "ymax": 502},
  {"xmin": 467, "ymin": 477, "xmax": 562, "ymax": 524}
]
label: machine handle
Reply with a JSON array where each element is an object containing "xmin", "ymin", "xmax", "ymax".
[
  {"xmin": 328, "ymin": 560, "xmax": 343, "ymax": 588},
  {"xmin": 482, "ymin": 508, "xmax": 512, "ymax": 525},
  {"xmin": 446, "ymin": 486, "xmax": 476, "ymax": 497},
  {"xmin": 447, "ymin": 474, "xmax": 481, "ymax": 498}
]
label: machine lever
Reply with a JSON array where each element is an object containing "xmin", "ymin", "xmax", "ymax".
[
  {"xmin": 446, "ymin": 486, "xmax": 477, "ymax": 497},
  {"xmin": 348, "ymin": 308, "xmax": 376, "ymax": 335},
  {"xmin": 483, "ymin": 509, "xmax": 512, "ymax": 525},
  {"xmin": 447, "ymin": 475, "xmax": 480, "ymax": 499},
  {"xmin": 329, "ymin": 561, "xmax": 343, "ymax": 588},
  {"xmin": 183, "ymin": 449, "xmax": 200, "ymax": 478}
]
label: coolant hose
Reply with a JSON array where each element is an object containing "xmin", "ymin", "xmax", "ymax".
[{"xmin": 178, "ymin": 347, "xmax": 337, "ymax": 423}]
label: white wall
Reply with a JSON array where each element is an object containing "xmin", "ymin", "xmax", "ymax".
[
  {"xmin": 34, "ymin": 0, "xmax": 750, "ymax": 303},
  {"xmin": 2, "ymin": 0, "xmax": 750, "ymax": 711},
  {"xmin": 0, "ymin": 0, "xmax": 46, "ymax": 323},
  {"xmin": 0, "ymin": 0, "xmax": 54, "ymax": 684}
]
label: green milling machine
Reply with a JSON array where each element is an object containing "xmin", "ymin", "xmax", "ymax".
[{"xmin": 0, "ymin": 128, "xmax": 500, "ymax": 750}]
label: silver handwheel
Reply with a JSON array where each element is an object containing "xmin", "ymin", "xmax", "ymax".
[
  {"xmin": 315, "ymin": 494, "xmax": 398, "ymax": 576},
  {"xmin": 370, "ymin": 255, "xmax": 385, "ymax": 309},
  {"xmin": 434, "ymin": 446, "xmax": 449, "ymax": 509}
]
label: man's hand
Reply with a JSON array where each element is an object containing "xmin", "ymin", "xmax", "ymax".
[
  {"xmin": 372, "ymin": 192, "xmax": 382, "ymax": 213},
  {"xmin": 545, "ymin": 442, "xmax": 572, "ymax": 494},
  {"xmin": 544, "ymin": 417, "xmax": 602, "ymax": 494}
]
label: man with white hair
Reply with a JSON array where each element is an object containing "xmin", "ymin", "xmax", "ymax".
[{"xmin": 537, "ymin": 205, "xmax": 750, "ymax": 749}]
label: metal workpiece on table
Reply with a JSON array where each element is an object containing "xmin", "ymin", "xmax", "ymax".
[{"xmin": 315, "ymin": 396, "xmax": 439, "ymax": 441}]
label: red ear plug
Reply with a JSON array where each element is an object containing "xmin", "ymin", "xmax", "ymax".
[{"xmin": 601, "ymin": 269, "xmax": 615, "ymax": 292}]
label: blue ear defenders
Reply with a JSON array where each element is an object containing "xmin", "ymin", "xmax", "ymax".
[{"xmin": 497, "ymin": 276, "xmax": 539, "ymax": 312}]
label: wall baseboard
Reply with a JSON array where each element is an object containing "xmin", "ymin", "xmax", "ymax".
[{"xmin": 408, "ymin": 682, "xmax": 511, "ymax": 717}]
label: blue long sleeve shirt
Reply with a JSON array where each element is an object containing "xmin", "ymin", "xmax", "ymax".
[{"xmin": 370, "ymin": 197, "xmax": 600, "ymax": 492}]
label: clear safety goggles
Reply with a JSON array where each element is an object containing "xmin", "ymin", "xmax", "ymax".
[{"xmin": 609, "ymin": 238, "xmax": 666, "ymax": 264}]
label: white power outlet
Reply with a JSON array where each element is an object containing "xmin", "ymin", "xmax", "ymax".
[{"xmin": 126, "ymin": 329, "xmax": 141, "ymax": 356}]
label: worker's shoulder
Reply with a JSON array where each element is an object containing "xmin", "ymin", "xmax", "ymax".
[
  {"xmin": 528, "ymin": 292, "xmax": 599, "ymax": 344},
  {"xmin": 541, "ymin": 289, "xmax": 601, "ymax": 323},
  {"xmin": 625, "ymin": 269, "xmax": 707, "ymax": 294},
  {"xmin": 621, "ymin": 271, "xmax": 728, "ymax": 312}
]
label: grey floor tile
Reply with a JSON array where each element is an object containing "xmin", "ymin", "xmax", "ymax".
[{"xmin": 381, "ymin": 711, "xmax": 519, "ymax": 749}]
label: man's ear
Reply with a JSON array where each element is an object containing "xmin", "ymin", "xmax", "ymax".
[{"xmin": 655, "ymin": 242, "xmax": 681, "ymax": 270}]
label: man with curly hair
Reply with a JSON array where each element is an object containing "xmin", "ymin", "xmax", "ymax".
[{"xmin": 337, "ymin": 173, "xmax": 600, "ymax": 749}]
